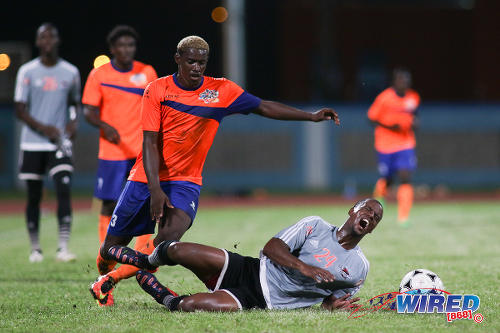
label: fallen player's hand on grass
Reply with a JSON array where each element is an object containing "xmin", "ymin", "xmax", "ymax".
[{"xmin": 322, "ymin": 293, "xmax": 361, "ymax": 311}]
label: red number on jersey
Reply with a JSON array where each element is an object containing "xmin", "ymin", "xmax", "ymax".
[{"xmin": 314, "ymin": 248, "xmax": 337, "ymax": 268}]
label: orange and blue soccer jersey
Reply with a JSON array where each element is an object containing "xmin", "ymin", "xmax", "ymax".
[
  {"xmin": 367, "ymin": 87, "xmax": 420, "ymax": 154},
  {"xmin": 82, "ymin": 61, "xmax": 157, "ymax": 160},
  {"xmin": 128, "ymin": 74, "xmax": 261, "ymax": 185}
]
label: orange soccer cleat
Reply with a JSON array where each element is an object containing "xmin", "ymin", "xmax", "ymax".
[{"xmin": 89, "ymin": 275, "xmax": 116, "ymax": 306}]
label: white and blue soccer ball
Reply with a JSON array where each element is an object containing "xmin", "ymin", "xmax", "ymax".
[{"xmin": 399, "ymin": 269, "xmax": 445, "ymax": 295}]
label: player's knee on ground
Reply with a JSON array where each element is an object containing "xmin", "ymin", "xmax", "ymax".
[
  {"xmin": 179, "ymin": 295, "xmax": 238, "ymax": 312},
  {"xmin": 178, "ymin": 297, "xmax": 201, "ymax": 312}
]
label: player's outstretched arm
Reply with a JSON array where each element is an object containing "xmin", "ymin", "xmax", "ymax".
[
  {"xmin": 15, "ymin": 102, "xmax": 60, "ymax": 142},
  {"xmin": 143, "ymin": 131, "xmax": 173, "ymax": 223},
  {"xmin": 321, "ymin": 293, "xmax": 360, "ymax": 311},
  {"xmin": 253, "ymin": 100, "xmax": 340, "ymax": 125},
  {"xmin": 83, "ymin": 104, "xmax": 120, "ymax": 144},
  {"xmin": 263, "ymin": 237, "xmax": 334, "ymax": 283}
]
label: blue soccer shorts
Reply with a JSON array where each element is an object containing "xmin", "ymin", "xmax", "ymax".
[
  {"xmin": 107, "ymin": 180, "xmax": 201, "ymax": 237},
  {"xmin": 377, "ymin": 148, "xmax": 417, "ymax": 178},
  {"xmin": 94, "ymin": 159, "xmax": 136, "ymax": 201}
]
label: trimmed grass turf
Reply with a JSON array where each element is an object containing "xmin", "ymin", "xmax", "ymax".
[{"xmin": 0, "ymin": 200, "xmax": 498, "ymax": 332}]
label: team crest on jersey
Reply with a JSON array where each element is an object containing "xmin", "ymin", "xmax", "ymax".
[
  {"xmin": 198, "ymin": 89, "xmax": 219, "ymax": 104},
  {"xmin": 130, "ymin": 73, "xmax": 147, "ymax": 86},
  {"xmin": 339, "ymin": 266, "xmax": 350, "ymax": 279}
]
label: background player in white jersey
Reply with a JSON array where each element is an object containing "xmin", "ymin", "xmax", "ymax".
[
  {"xmin": 105, "ymin": 198, "xmax": 383, "ymax": 311},
  {"xmin": 14, "ymin": 23, "xmax": 81, "ymax": 263}
]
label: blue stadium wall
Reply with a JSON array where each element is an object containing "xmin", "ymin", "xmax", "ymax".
[{"xmin": 1, "ymin": 103, "xmax": 499, "ymax": 192}]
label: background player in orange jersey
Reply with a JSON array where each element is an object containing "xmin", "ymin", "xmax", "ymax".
[
  {"xmin": 83, "ymin": 25, "xmax": 157, "ymax": 305},
  {"xmin": 90, "ymin": 35, "xmax": 340, "ymax": 306},
  {"xmin": 367, "ymin": 68, "xmax": 420, "ymax": 226}
]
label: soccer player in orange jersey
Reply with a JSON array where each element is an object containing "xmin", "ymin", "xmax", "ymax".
[
  {"xmin": 367, "ymin": 68, "xmax": 420, "ymax": 226},
  {"xmin": 82, "ymin": 26, "xmax": 157, "ymax": 306},
  {"xmin": 90, "ymin": 35, "xmax": 340, "ymax": 306}
]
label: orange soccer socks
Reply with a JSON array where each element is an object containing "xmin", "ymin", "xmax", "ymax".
[
  {"xmin": 134, "ymin": 233, "xmax": 153, "ymax": 251},
  {"xmin": 373, "ymin": 178, "xmax": 388, "ymax": 208},
  {"xmin": 373, "ymin": 178, "xmax": 387, "ymax": 200},
  {"xmin": 397, "ymin": 184, "xmax": 414, "ymax": 224},
  {"xmin": 98, "ymin": 215, "xmax": 111, "ymax": 244},
  {"xmin": 107, "ymin": 235, "xmax": 155, "ymax": 284}
]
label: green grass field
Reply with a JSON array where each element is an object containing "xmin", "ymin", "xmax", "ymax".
[{"xmin": 0, "ymin": 200, "xmax": 498, "ymax": 332}]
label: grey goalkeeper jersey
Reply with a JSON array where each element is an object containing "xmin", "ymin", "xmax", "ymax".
[
  {"xmin": 259, "ymin": 216, "xmax": 369, "ymax": 309},
  {"xmin": 14, "ymin": 57, "xmax": 81, "ymax": 151}
]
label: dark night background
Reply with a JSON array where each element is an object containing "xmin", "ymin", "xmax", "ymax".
[
  {"xmin": 1, "ymin": 0, "xmax": 499, "ymax": 103},
  {"xmin": 1, "ymin": 0, "xmax": 499, "ymax": 192}
]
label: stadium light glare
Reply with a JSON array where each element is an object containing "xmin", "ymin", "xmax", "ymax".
[
  {"xmin": 211, "ymin": 6, "xmax": 228, "ymax": 23},
  {"xmin": 0, "ymin": 53, "xmax": 11, "ymax": 71},
  {"xmin": 93, "ymin": 55, "xmax": 110, "ymax": 69}
]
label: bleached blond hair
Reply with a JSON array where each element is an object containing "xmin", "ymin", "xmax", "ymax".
[{"xmin": 177, "ymin": 35, "xmax": 209, "ymax": 54}]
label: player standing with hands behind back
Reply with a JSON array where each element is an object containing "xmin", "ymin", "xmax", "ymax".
[
  {"xmin": 82, "ymin": 25, "xmax": 157, "ymax": 305},
  {"xmin": 367, "ymin": 68, "xmax": 420, "ymax": 226},
  {"xmin": 14, "ymin": 23, "xmax": 81, "ymax": 263}
]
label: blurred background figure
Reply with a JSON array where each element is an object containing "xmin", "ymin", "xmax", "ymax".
[
  {"xmin": 14, "ymin": 23, "xmax": 81, "ymax": 262},
  {"xmin": 367, "ymin": 68, "xmax": 420, "ymax": 226},
  {"xmin": 82, "ymin": 25, "xmax": 157, "ymax": 245},
  {"xmin": 81, "ymin": 25, "xmax": 157, "ymax": 299}
]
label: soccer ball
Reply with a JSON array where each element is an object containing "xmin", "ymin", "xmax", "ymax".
[{"xmin": 399, "ymin": 269, "xmax": 444, "ymax": 294}]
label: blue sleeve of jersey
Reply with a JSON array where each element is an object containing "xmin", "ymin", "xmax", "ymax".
[{"xmin": 225, "ymin": 91, "xmax": 261, "ymax": 116}]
